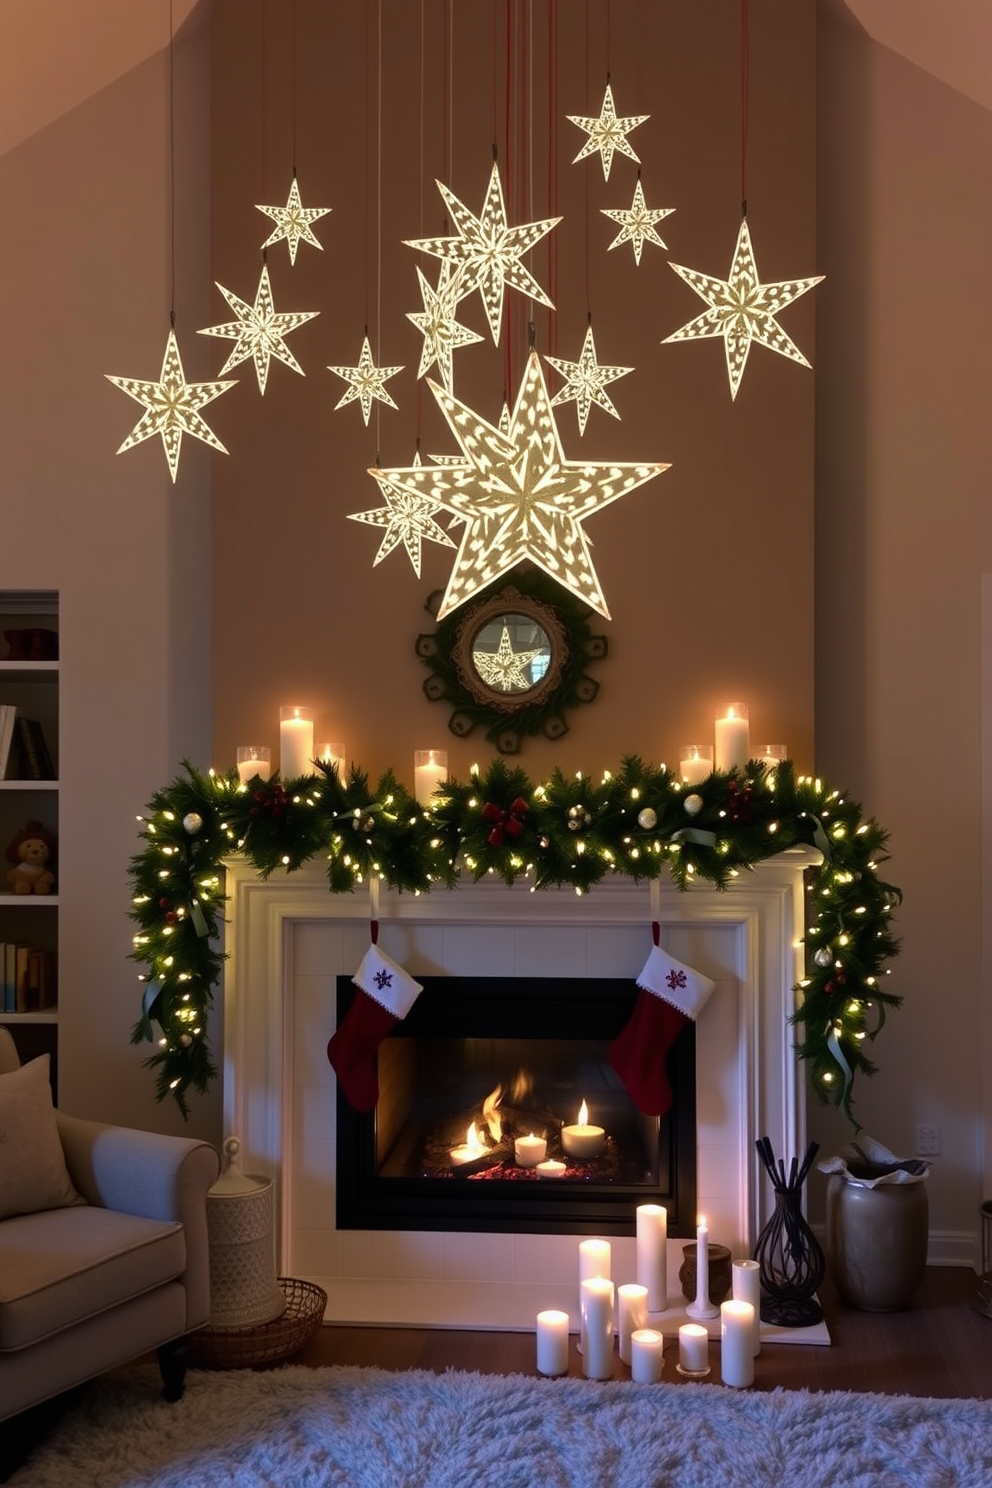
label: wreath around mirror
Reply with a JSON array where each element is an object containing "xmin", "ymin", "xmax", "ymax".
[{"xmin": 415, "ymin": 567, "xmax": 608, "ymax": 753}]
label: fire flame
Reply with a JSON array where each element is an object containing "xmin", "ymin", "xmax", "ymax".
[
  {"xmin": 464, "ymin": 1121, "xmax": 489, "ymax": 1155},
  {"xmin": 481, "ymin": 1084, "xmax": 503, "ymax": 1143}
]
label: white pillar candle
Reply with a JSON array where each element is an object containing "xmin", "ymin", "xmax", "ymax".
[
  {"xmin": 617, "ymin": 1283, "xmax": 649, "ymax": 1365},
  {"xmin": 536, "ymin": 1309, "xmax": 570, "ymax": 1377},
  {"xmin": 679, "ymin": 745, "xmax": 712, "ymax": 785},
  {"xmin": 236, "ymin": 745, "xmax": 271, "ymax": 784},
  {"xmin": 714, "ymin": 702, "xmax": 749, "ymax": 772},
  {"xmin": 279, "ymin": 706, "xmax": 315, "ymax": 778},
  {"xmin": 636, "ymin": 1203, "xmax": 668, "ymax": 1312},
  {"xmin": 732, "ymin": 1259, "xmax": 762, "ymax": 1356},
  {"xmin": 561, "ymin": 1100, "xmax": 606, "ymax": 1159},
  {"xmin": 514, "ymin": 1133, "xmax": 547, "ymax": 1168},
  {"xmin": 720, "ymin": 1299, "xmax": 755, "ymax": 1388},
  {"xmin": 580, "ymin": 1277, "xmax": 615, "ymax": 1380},
  {"xmin": 630, "ymin": 1327, "xmax": 665, "ymax": 1384},
  {"xmin": 678, "ymin": 1323, "xmax": 709, "ymax": 1375},
  {"xmin": 686, "ymin": 1215, "xmax": 719, "ymax": 1320},
  {"xmin": 413, "ymin": 748, "xmax": 448, "ymax": 807},
  {"xmin": 578, "ymin": 1238, "xmax": 611, "ymax": 1356}
]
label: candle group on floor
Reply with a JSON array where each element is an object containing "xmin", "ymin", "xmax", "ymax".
[{"xmin": 535, "ymin": 1208, "xmax": 761, "ymax": 1387}]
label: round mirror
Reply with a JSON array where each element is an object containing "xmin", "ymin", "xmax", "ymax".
[{"xmin": 470, "ymin": 613, "xmax": 552, "ymax": 697}]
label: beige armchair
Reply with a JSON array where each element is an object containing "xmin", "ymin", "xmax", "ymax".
[{"xmin": 0, "ymin": 1028, "xmax": 219, "ymax": 1427}]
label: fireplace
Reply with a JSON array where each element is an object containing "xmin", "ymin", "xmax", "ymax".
[
  {"xmin": 222, "ymin": 852, "xmax": 815, "ymax": 1329},
  {"xmin": 335, "ymin": 976, "xmax": 696, "ymax": 1236}
]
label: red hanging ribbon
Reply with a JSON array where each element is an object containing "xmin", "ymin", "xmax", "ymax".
[{"xmin": 482, "ymin": 796, "xmax": 529, "ymax": 847}]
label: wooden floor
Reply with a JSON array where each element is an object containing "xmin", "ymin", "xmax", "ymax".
[{"xmin": 290, "ymin": 1267, "xmax": 992, "ymax": 1400}]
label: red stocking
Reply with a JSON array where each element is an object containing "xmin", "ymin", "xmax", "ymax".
[
  {"xmin": 609, "ymin": 988, "xmax": 691, "ymax": 1119},
  {"xmin": 327, "ymin": 990, "xmax": 398, "ymax": 1114}
]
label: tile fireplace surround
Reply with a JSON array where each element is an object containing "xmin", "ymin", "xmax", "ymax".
[{"xmin": 223, "ymin": 849, "xmax": 819, "ymax": 1332}]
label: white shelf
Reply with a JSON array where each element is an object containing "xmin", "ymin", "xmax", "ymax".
[
  {"xmin": 0, "ymin": 779, "xmax": 58, "ymax": 790},
  {"xmin": 0, "ymin": 1010, "xmax": 58, "ymax": 1025},
  {"xmin": 0, "ymin": 894, "xmax": 59, "ymax": 906},
  {"xmin": 0, "ymin": 662, "xmax": 58, "ymax": 676}
]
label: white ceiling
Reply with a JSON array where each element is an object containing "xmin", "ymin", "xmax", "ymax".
[{"xmin": 842, "ymin": 0, "xmax": 992, "ymax": 113}]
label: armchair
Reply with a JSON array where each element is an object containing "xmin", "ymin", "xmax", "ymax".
[{"xmin": 0, "ymin": 1028, "xmax": 219, "ymax": 1425}]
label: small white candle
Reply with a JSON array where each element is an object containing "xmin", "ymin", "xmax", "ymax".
[
  {"xmin": 414, "ymin": 748, "xmax": 448, "ymax": 807},
  {"xmin": 686, "ymin": 1214, "xmax": 719, "ymax": 1321},
  {"xmin": 317, "ymin": 742, "xmax": 346, "ymax": 776},
  {"xmin": 636, "ymin": 1203, "xmax": 668, "ymax": 1312},
  {"xmin": 617, "ymin": 1283, "xmax": 649, "ymax": 1365},
  {"xmin": 536, "ymin": 1159, "xmax": 566, "ymax": 1179},
  {"xmin": 449, "ymin": 1121, "xmax": 490, "ymax": 1166},
  {"xmin": 678, "ymin": 1322, "xmax": 709, "ymax": 1374},
  {"xmin": 756, "ymin": 744, "xmax": 786, "ymax": 767},
  {"xmin": 630, "ymin": 1326, "xmax": 665, "ymax": 1384},
  {"xmin": 580, "ymin": 1277, "xmax": 615, "ymax": 1380},
  {"xmin": 714, "ymin": 702, "xmax": 750, "ymax": 772},
  {"xmin": 720, "ymin": 1299, "xmax": 755, "ymax": 1388},
  {"xmin": 536, "ymin": 1309, "xmax": 570, "ymax": 1376},
  {"xmin": 236, "ymin": 745, "xmax": 271, "ymax": 784},
  {"xmin": 679, "ymin": 745, "xmax": 712, "ymax": 785},
  {"xmin": 732, "ymin": 1258, "xmax": 762, "ymax": 1356},
  {"xmin": 514, "ymin": 1133, "xmax": 547, "ymax": 1168},
  {"xmin": 279, "ymin": 706, "xmax": 315, "ymax": 778},
  {"xmin": 561, "ymin": 1100, "xmax": 606, "ymax": 1159}
]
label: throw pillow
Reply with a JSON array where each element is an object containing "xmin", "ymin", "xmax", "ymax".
[{"xmin": 0, "ymin": 1054, "xmax": 84, "ymax": 1219}]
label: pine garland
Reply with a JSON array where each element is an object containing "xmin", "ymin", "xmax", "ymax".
[{"xmin": 129, "ymin": 755, "xmax": 901, "ymax": 1121}]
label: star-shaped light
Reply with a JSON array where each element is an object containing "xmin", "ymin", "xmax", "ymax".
[
  {"xmin": 662, "ymin": 217, "xmax": 824, "ymax": 400},
  {"xmin": 256, "ymin": 176, "xmax": 332, "ymax": 265},
  {"xmin": 545, "ymin": 324, "xmax": 634, "ymax": 436},
  {"xmin": 472, "ymin": 625, "xmax": 544, "ymax": 692},
  {"xmin": 601, "ymin": 177, "xmax": 675, "ymax": 265},
  {"xmin": 349, "ymin": 472, "xmax": 456, "ymax": 578},
  {"xmin": 106, "ymin": 328, "xmax": 237, "ymax": 483},
  {"xmin": 406, "ymin": 266, "xmax": 483, "ymax": 391},
  {"xmin": 404, "ymin": 162, "xmax": 560, "ymax": 343},
  {"xmin": 366, "ymin": 350, "xmax": 669, "ymax": 620},
  {"xmin": 567, "ymin": 82, "xmax": 649, "ymax": 180},
  {"xmin": 198, "ymin": 264, "xmax": 318, "ymax": 394},
  {"xmin": 327, "ymin": 334, "xmax": 404, "ymax": 424}
]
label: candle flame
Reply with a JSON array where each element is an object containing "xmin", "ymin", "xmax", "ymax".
[
  {"xmin": 727, "ymin": 706, "xmax": 736, "ymax": 719},
  {"xmin": 578, "ymin": 1100, "xmax": 589, "ymax": 1126}
]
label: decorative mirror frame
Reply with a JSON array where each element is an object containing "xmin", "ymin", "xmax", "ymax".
[{"xmin": 415, "ymin": 568, "xmax": 608, "ymax": 753}]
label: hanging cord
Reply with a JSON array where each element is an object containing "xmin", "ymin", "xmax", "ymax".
[
  {"xmin": 740, "ymin": 0, "xmax": 749, "ymax": 217},
  {"xmin": 375, "ymin": 0, "xmax": 383, "ymax": 458},
  {"xmin": 168, "ymin": 0, "xmax": 176, "ymax": 325},
  {"xmin": 290, "ymin": 0, "xmax": 297, "ymax": 170},
  {"xmin": 547, "ymin": 0, "xmax": 558, "ymax": 356}
]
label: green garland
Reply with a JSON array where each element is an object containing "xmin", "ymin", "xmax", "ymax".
[{"xmin": 129, "ymin": 755, "xmax": 901, "ymax": 1122}]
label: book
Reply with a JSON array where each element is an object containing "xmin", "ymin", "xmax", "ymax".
[
  {"xmin": 0, "ymin": 704, "xmax": 16, "ymax": 779},
  {"xmin": 24, "ymin": 947, "xmax": 56, "ymax": 1011},
  {"xmin": 3, "ymin": 944, "xmax": 15, "ymax": 1013},
  {"xmin": 13, "ymin": 716, "xmax": 55, "ymax": 780}
]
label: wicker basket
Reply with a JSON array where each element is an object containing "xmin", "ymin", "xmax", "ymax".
[{"xmin": 188, "ymin": 1277, "xmax": 327, "ymax": 1369}]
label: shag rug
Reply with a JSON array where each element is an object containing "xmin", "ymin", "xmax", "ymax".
[{"xmin": 10, "ymin": 1363, "xmax": 992, "ymax": 1488}]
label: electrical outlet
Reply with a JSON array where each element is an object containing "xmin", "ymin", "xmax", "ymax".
[{"xmin": 916, "ymin": 1123, "xmax": 940, "ymax": 1156}]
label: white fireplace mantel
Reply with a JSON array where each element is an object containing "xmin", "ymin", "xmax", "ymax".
[{"xmin": 222, "ymin": 850, "xmax": 819, "ymax": 1331}]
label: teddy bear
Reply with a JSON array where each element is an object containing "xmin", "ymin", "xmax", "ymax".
[{"xmin": 5, "ymin": 820, "xmax": 56, "ymax": 895}]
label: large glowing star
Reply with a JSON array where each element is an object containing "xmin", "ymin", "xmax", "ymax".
[
  {"xmin": 369, "ymin": 351, "xmax": 669, "ymax": 621},
  {"xmin": 404, "ymin": 162, "xmax": 560, "ymax": 344},
  {"xmin": 406, "ymin": 266, "xmax": 483, "ymax": 391},
  {"xmin": 662, "ymin": 218, "xmax": 824, "ymax": 400},
  {"xmin": 327, "ymin": 335, "xmax": 404, "ymax": 424},
  {"xmin": 472, "ymin": 625, "xmax": 544, "ymax": 693},
  {"xmin": 198, "ymin": 264, "xmax": 318, "ymax": 394},
  {"xmin": 545, "ymin": 324, "xmax": 634, "ymax": 436},
  {"xmin": 256, "ymin": 176, "xmax": 332, "ymax": 265},
  {"xmin": 348, "ymin": 475, "xmax": 456, "ymax": 579},
  {"xmin": 106, "ymin": 328, "xmax": 236, "ymax": 483},
  {"xmin": 568, "ymin": 82, "xmax": 649, "ymax": 180},
  {"xmin": 601, "ymin": 177, "xmax": 674, "ymax": 265}
]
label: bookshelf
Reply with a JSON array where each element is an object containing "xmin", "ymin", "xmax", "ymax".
[{"xmin": 0, "ymin": 591, "xmax": 59, "ymax": 1088}]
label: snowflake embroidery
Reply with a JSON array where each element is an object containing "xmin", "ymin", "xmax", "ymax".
[
  {"xmin": 373, "ymin": 969, "xmax": 394, "ymax": 990},
  {"xmin": 666, "ymin": 969, "xmax": 688, "ymax": 991}
]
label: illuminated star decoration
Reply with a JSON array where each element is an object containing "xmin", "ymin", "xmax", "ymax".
[
  {"xmin": 545, "ymin": 323, "xmax": 634, "ymax": 436},
  {"xmin": 348, "ymin": 470, "xmax": 456, "ymax": 578},
  {"xmin": 601, "ymin": 176, "xmax": 675, "ymax": 265},
  {"xmin": 106, "ymin": 328, "xmax": 236, "ymax": 483},
  {"xmin": 367, "ymin": 350, "xmax": 669, "ymax": 620},
  {"xmin": 473, "ymin": 625, "xmax": 544, "ymax": 692},
  {"xmin": 256, "ymin": 175, "xmax": 332, "ymax": 266},
  {"xmin": 567, "ymin": 81, "xmax": 649, "ymax": 180},
  {"xmin": 662, "ymin": 217, "xmax": 824, "ymax": 400},
  {"xmin": 406, "ymin": 266, "xmax": 483, "ymax": 392},
  {"xmin": 404, "ymin": 162, "xmax": 560, "ymax": 343},
  {"xmin": 327, "ymin": 334, "xmax": 404, "ymax": 425},
  {"xmin": 198, "ymin": 264, "xmax": 318, "ymax": 395}
]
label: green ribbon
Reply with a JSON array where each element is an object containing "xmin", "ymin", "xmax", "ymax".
[
  {"xmin": 189, "ymin": 901, "xmax": 209, "ymax": 937},
  {"xmin": 800, "ymin": 811, "xmax": 831, "ymax": 859},
  {"xmin": 827, "ymin": 1022, "xmax": 856, "ymax": 1122},
  {"xmin": 139, "ymin": 979, "xmax": 162, "ymax": 1042},
  {"xmin": 669, "ymin": 827, "xmax": 718, "ymax": 850}
]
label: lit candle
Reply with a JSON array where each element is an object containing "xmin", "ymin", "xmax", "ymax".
[
  {"xmin": 636, "ymin": 1203, "xmax": 668, "ymax": 1313},
  {"xmin": 720, "ymin": 1299, "xmax": 755, "ymax": 1388},
  {"xmin": 279, "ymin": 706, "xmax": 315, "ymax": 778},
  {"xmin": 449, "ymin": 1121, "xmax": 490, "ymax": 1166},
  {"xmin": 617, "ymin": 1283, "xmax": 649, "ymax": 1365},
  {"xmin": 536, "ymin": 1309, "xmax": 570, "ymax": 1377},
  {"xmin": 536, "ymin": 1160, "xmax": 567, "ymax": 1179},
  {"xmin": 580, "ymin": 1277, "xmax": 615, "ymax": 1380},
  {"xmin": 679, "ymin": 745, "xmax": 712, "ymax": 785},
  {"xmin": 678, "ymin": 1322, "xmax": 709, "ymax": 1375},
  {"xmin": 236, "ymin": 745, "xmax": 271, "ymax": 784},
  {"xmin": 686, "ymin": 1214, "xmax": 719, "ymax": 1321},
  {"xmin": 756, "ymin": 744, "xmax": 786, "ymax": 768},
  {"xmin": 317, "ymin": 742, "xmax": 346, "ymax": 776},
  {"xmin": 630, "ymin": 1326, "xmax": 664, "ymax": 1384},
  {"xmin": 414, "ymin": 748, "xmax": 448, "ymax": 807},
  {"xmin": 561, "ymin": 1100, "xmax": 606, "ymax": 1159},
  {"xmin": 514, "ymin": 1133, "xmax": 547, "ymax": 1168},
  {"xmin": 714, "ymin": 702, "xmax": 750, "ymax": 772},
  {"xmin": 732, "ymin": 1259, "xmax": 762, "ymax": 1356}
]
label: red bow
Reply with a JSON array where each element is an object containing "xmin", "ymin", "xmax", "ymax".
[{"xmin": 483, "ymin": 796, "xmax": 529, "ymax": 847}]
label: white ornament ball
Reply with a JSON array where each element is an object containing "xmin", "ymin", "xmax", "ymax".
[
  {"xmin": 637, "ymin": 807, "xmax": 658, "ymax": 830},
  {"xmin": 683, "ymin": 794, "xmax": 704, "ymax": 817},
  {"xmin": 183, "ymin": 812, "xmax": 204, "ymax": 835},
  {"xmin": 814, "ymin": 947, "xmax": 834, "ymax": 968}
]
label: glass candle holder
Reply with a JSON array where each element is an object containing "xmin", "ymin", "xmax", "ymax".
[
  {"xmin": 714, "ymin": 703, "xmax": 749, "ymax": 772},
  {"xmin": 756, "ymin": 744, "xmax": 787, "ymax": 766},
  {"xmin": 414, "ymin": 748, "xmax": 448, "ymax": 807},
  {"xmin": 279, "ymin": 706, "xmax": 315, "ymax": 779},
  {"xmin": 679, "ymin": 745, "xmax": 713, "ymax": 785},
  {"xmin": 317, "ymin": 742, "xmax": 346, "ymax": 777},
  {"xmin": 236, "ymin": 745, "xmax": 271, "ymax": 784}
]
